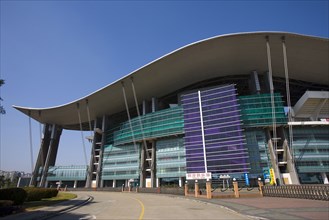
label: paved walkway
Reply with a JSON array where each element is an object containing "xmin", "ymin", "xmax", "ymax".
[
  {"xmin": 2, "ymin": 192, "xmax": 328, "ymax": 220},
  {"xmin": 195, "ymin": 196, "xmax": 329, "ymax": 220},
  {"xmin": 49, "ymin": 191, "xmax": 251, "ymax": 220}
]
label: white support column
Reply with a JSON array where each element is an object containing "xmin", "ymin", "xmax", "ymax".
[
  {"xmin": 198, "ymin": 90, "xmax": 207, "ymax": 173},
  {"xmin": 140, "ymin": 144, "xmax": 145, "ymax": 188},
  {"xmin": 321, "ymin": 173, "xmax": 329, "ymax": 184},
  {"xmin": 266, "ymin": 36, "xmax": 282, "ymax": 186},
  {"xmin": 113, "ymin": 179, "xmax": 116, "ymax": 188},
  {"xmin": 179, "ymin": 177, "xmax": 183, "ymax": 187},
  {"xmin": 156, "ymin": 178, "xmax": 159, "ymax": 188},
  {"xmin": 151, "ymin": 140, "xmax": 156, "ymax": 188},
  {"xmin": 77, "ymin": 103, "xmax": 88, "ymax": 166},
  {"xmin": 96, "ymin": 115, "xmax": 107, "ymax": 188},
  {"xmin": 266, "ymin": 37, "xmax": 277, "ymax": 152},
  {"xmin": 130, "ymin": 78, "xmax": 151, "ymax": 186},
  {"xmin": 152, "ymin": 97, "xmax": 157, "ymax": 112},
  {"xmin": 28, "ymin": 112, "xmax": 34, "ymax": 183},
  {"xmin": 282, "ymin": 36, "xmax": 294, "ymax": 162},
  {"xmin": 121, "ymin": 81, "xmax": 138, "ymax": 153},
  {"xmin": 142, "ymin": 100, "xmax": 149, "ymax": 115},
  {"xmin": 74, "ymin": 180, "xmax": 77, "ymax": 188},
  {"xmin": 16, "ymin": 177, "xmax": 21, "ymax": 188}
]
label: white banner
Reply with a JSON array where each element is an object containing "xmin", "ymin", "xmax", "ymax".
[{"xmin": 186, "ymin": 172, "xmax": 211, "ymax": 180}]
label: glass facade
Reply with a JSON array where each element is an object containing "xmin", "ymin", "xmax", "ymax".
[
  {"xmin": 181, "ymin": 84, "xmax": 249, "ymax": 175},
  {"xmin": 46, "ymin": 165, "xmax": 87, "ymax": 181},
  {"xmin": 101, "ymin": 106, "xmax": 185, "ymax": 182},
  {"xmin": 156, "ymin": 138, "xmax": 186, "ymax": 178},
  {"xmin": 239, "ymin": 93, "xmax": 286, "ymax": 127},
  {"xmin": 111, "ymin": 106, "xmax": 184, "ymax": 145},
  {"xmin": 293, "ymin": 127, "xmax": 329, "ymax": 175},
  {"xmin": 44, "ymin": 88, "xmax": 328, "ymax": 186},
  {"xmin": 244, "ymin": 129, "xmax": 270, "ymax": 178},
  {"xmin": 41, "ymin": 88, "xmax": 328, "ymax": 186},
  {"xmin": 101, "ymin": 144, "xmax": 140, "ymax": 180}
]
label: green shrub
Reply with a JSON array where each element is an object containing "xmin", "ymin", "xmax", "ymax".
[
  {"xmin": 0, "ymin": 188, "xmax": 27, "ymax": 205},
  {"xmin": 0, "ymin": 200, "xmax": 14, "ymax": 207},
  {"xmin": 40, "ymin": 188, "xmax": 58, "ymax": 198},
  {"xmin": 24, "ymin": 187, "xmax": 58, "ymax": 201},
  {"xmin": 24, "ymin": 187, "xmax": 43, "ymax": 201},
  {"xmin": 49, "ymin": 188, "xmax": 59, "ymax": 197}
]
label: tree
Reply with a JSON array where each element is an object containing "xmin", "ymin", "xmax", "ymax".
[
  {"xmin": 0, "ymin": 79, "xmax": 4, "ymax": 114},
  {"xmin": 0, "ymin": 175, "xmax": 5, "ymax": 188}
]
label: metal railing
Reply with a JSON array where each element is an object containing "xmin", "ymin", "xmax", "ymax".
[{"xmin": 262, "ymin": 185, "xmax": 329, "ymax": 201}]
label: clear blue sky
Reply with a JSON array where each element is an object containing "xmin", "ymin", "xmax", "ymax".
[{"xmin": 0, "ymin": 0, "xmax": 328, "ymax": 173}]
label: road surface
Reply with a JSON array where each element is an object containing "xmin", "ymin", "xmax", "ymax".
[{"xmin": 52, "ymin": 191, "xmax": 252, "ymax": 220}]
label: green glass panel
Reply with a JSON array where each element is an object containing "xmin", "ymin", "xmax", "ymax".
[
  {"xmin": 101, "ymin": 143, "xmax": 140, "ymax": 180},
  {"xmin": 110, "ymin": 106, "xmax": 184, "ymax": 146},
  {"xmin": 238, "ymin": 93, "xmax": 287, "ymax": 128},
  {"xmin": 46, "ymin": 165, "xmax": 88, "ymax": 181},
  {"xmin": 156, "ymin": 138, "xmax": 186, "ymax": 178}
]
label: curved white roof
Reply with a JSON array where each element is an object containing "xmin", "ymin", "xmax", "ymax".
[{"xmin": 13, "ymin": 32, "xmax": 329, "ymax": 129}]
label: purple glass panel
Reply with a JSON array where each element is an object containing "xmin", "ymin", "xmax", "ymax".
[{"xmin": 182, "ymin": 84, "xmax": 249, "ymax": 174}]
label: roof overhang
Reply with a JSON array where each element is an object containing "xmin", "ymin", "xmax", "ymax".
[
  {"xmin": 293, "ymin": 91, "xmax": 329, "ymax": 119},
  {"xmin": 13, "ymin": 32, "xmax": 329, "ymax": 130}
]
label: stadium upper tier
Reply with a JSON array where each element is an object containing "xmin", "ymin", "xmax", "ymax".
[{"xmin": 13, "ymin": 32, "xmax": 329, "ymax": 130}]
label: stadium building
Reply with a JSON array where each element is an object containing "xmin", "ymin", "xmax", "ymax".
[{"xmin": 14, "ymin": 32, "xmax": 329, "ymax": 188}]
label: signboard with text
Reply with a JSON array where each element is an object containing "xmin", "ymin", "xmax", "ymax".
[
  {"xmin": 269, "ymin": 168, "xmax": 276, "ymax": 185},
  {"xmin": 186, "ymin": 172, "xmax": 212, "ymax": 180}
]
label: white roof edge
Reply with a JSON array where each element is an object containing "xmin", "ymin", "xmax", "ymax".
[
  {"xmin": 13, "ymin": 31, "xmax": 329, "ymax": 111},
  {"xmin": 288, "ymin": 121, "xmax": 329, "ymax": 125}
]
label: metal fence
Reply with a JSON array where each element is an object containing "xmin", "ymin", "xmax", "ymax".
[{"xmin": 263, "ymin": 185, "xmax": 329, "ymax": 201}]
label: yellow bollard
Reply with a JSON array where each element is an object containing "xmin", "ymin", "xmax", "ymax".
[
  {"xmin": 258, "ymin": 178, "xmax": 264, "ymax": 196},
  {"xmin": 233, "ymin": 179, "xmax": 240, "ymax": 198},
  {"xmin": 206, "ymin": 179, "xmax": 212, "ymax": 199},
  {"xmin": 195, "ymin": 180, "xmax": 199, "ymax": 198},
  {"xmin": 185, "ymin": 181, "xmax": 188, "ymax": 196}
]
